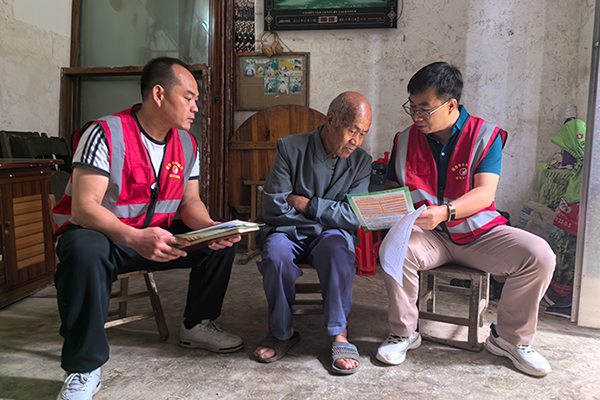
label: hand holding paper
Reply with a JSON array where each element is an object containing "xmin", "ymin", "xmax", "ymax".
[{"xmin": 379, "ymin": 205, "xmax": 427, "ymax": 286}]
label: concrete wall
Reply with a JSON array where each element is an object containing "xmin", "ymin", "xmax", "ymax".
[
  {"xmin": 237, "ymin": 0, "xmax": 595, "ymax": 219},
  {"xmin": 0, "ymin": 0, "xmax": 71, "ymax": 137},
  {"xmin": 577, "ymin": 0, "xmax": 596, "ymax": 120},
  {"xmin": 0, "ymin": 0, "xmax": 595, "ymax": 219}
]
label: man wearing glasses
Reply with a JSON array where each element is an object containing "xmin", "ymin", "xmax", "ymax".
[{"xmin": 377, "ymin": 62, "xmax": 555, "ymax": 377}]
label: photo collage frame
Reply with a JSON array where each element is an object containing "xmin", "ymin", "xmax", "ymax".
[{"xmin": 235, "ymin": 53, "xmax": 309, "ymax": 110}]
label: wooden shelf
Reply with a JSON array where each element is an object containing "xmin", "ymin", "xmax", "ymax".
[{"xmin": 0, "ymin": 159, "xmax": 62, "ymax": 308}]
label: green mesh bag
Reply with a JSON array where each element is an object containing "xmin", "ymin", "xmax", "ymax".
[{"xmin": 538, "ymin": 168, "xmax": 572, "ymax": 210}]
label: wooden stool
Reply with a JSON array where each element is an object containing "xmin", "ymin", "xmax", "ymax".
[
  {"xmin": 104, "ymin": 270, "xmax": 169, "ymax": 340},
  {"xmin": 418, "ymin": 264, "xmax": 490, "ymax": 351},
  {"xmin": 292, "ymin": 263, "xmax": 324, "ymax": 316}
]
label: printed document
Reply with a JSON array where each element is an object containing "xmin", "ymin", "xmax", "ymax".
[
  {"xmin": 173, "ymin": 220, "xmax": 261, "ymax": 250},
  {"xmin": 347, "ymin": 187, "xmax": 414, "ymax": 231},
  {"xmin": 379, "ymin": 205, "xmax": 427, "ymax": 287}
]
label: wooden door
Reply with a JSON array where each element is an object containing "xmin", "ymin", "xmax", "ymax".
[{"xmin": 228, "ymin": 105, "xmax": 326, "ymax": 216}]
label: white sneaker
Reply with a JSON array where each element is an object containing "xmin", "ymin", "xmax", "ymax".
[
  {"xmin": 376, "ymin": 332, "xmax": 421, "ymax": 365},
  {"xmin": 57, "ymin": 367, "xmax": 101, "ymax": 400},
  {"xmin": 485, "ymin": 323, "xmax": 551, "ymax": 377},
  {"xmin": 179, "ymin": 320, "xmax": 243, "ymax": 353}
]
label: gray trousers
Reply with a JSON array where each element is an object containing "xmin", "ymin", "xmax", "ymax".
[
  {"xmin": 257, "ymin": 230, "xmax": 356, "ymax": 340},
  {"xmin": 384, "ymin": 225, "xmax": 555, "ymax": 345}
]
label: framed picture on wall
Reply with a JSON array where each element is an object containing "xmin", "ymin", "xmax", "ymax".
[
  {"xmin": 235, "ymin": 52, "xmax": 309, "ymax": 111},
  {"xmin": 264, "ymin": 0, "xmax": 398, "ymax": 31}
]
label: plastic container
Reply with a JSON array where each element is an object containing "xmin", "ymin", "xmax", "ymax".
[{"xmin": 355, "ymin": 227, "xmax": 382, "ymax": 276}]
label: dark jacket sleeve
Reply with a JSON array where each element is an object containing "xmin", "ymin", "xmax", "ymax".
[
  {"xmin": 260, "ymin": 138, "xmax": 316, "ymax": 227},
  {"xmin": 306, "ymin": 152, "xmax": 372, "ymax": 230}
]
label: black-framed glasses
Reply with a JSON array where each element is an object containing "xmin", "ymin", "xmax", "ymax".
[{"xmin": 402, "ymin": 98, "xmax": 453, "ymax": 120}]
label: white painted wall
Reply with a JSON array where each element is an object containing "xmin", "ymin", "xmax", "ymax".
[
  {"xmin": 0, "ymin": 0, "xmax": 71, "ymax": 137},
  {"xmin": 237, "ymin": 0, "xmax": 595, "ymax": 219},
  {"xmin": 0, "ymin": 0, "xmax": 594, "ymax": 219}
]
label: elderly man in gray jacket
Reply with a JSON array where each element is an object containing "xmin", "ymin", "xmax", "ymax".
[{"xmin": 253, "ymin": 92, "xmax": 373, "ymax": 375}]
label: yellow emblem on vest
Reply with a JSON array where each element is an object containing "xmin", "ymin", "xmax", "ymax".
[
  {"xmin": 166, "ymin": 161, "xmax": 183, "ymax": 179},
  {"xmin": 450, "ymin": 162, "xmax": 468, "ymax": 180}
]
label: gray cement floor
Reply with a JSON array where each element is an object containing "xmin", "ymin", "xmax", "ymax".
[{"xmin": 1, "ymin": 252, "xmax": 599, "ymax": 400}]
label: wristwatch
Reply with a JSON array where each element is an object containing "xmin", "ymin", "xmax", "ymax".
[{"xmin": 446, "ymin": 203, "xmax": 456, "ymax": 222}]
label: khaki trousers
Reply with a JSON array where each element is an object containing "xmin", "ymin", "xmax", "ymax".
[{"xmin": 384, "ymin": 225, "xmax": 555, "ymax": 345}]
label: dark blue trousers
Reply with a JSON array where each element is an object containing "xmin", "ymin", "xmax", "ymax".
[
  {"xmin": 256, "ymin": 229, "xmax": 356, "ymax": 340},
  {"xmin": 54, "ymin": 223, "xmax": 238, "ymax": 373}
]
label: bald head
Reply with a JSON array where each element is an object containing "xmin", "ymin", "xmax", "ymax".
[
  {"xmin": 321, "ymin": 92, "xmax": 371, "ymax": 158},
  {"xmin": 327, "ymin": 91, "xmax": 372, "ymax": 129}
]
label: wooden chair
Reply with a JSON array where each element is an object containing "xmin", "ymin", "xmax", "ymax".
[
  {"xmin": 104, "ymin": 270, "xmax": 169, "ymax": 341},
  {"xmin": 292, "ymin": 263, "xmax": 324, "ymax": 316},
  {"xmin": 418, "ymin": 264, "xmax": 490, "ymax": 351}
]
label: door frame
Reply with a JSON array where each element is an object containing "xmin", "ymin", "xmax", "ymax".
[{"xmin": 574, "ymin": 0, "xmax": 600, "ymax": 328}]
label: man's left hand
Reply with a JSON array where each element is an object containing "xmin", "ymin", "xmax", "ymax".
[
  {"xmin": 197, "ymin": 221, "xmax": 242, "ymax": 250},
  {"xmin": 207, "ymin": 234, "xmax": 242, "ymax": 250},
  {"xmin": 286, "ymin": 194, "xmax": 311, "ymax": 214},
  {"xmin": 414, "ymin": 205, "xmax": 448, "ymax": 230}
]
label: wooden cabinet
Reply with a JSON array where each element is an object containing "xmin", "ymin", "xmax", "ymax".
[{"xmin": 0, "ymin": 159, "xmax": 62, "ymax": 308}]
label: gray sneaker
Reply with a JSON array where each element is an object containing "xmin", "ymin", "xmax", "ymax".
[
  {"xmin": 179, "ymin": 320, "xmax": 243, "ymax": 353},
  {"xmin": 57, "ymin": 367, "xmax": 101, "ymax": 400},
  {"xmin": 376, "ymin": 332, "xmax": 421, "ymax": 365},
  {"xmin": 485, "ymin": 322, "xmax": 551, "ymax": 377}
]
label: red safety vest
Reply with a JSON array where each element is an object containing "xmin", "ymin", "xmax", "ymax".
[
  {"xmin": 53, "ymin": 106, "xmax": 197, "ymax": 234},
  {"xmin": 393, "ymin": 115, "xmax": 508, "ymax": 244}
]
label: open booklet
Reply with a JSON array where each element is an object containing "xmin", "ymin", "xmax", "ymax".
[
  {"xmin": 348, "ymin": 187, "xmax": 428, "ymax": 286},
  {"xmin": 346, "ymin": 187, "xmax": 415, "ymax": 232},
  {"xmin": 173, "ymin": 220, "xmax": 261, "ymax": 250}
]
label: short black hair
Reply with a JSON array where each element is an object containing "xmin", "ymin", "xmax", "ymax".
[
  {"xmin": 407, "ymin": 62, "xmax": 463, "ymax": 103},
  {"xmin": 140, "ymin": 57, "xmax": 192, "ymax": 100}
]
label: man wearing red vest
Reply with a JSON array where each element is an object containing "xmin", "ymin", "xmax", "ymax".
[
  {"xmin": 53, "ymin": 57, "xmax": 242, "ymax": 400},
  {"xmin": 376, "ymin": 62, "xmax": 555, "ymax": 377}
]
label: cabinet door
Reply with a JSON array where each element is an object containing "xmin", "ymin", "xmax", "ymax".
[{"xmin": 1, "ymin": 179, "xmax": 55, "ymax": 288}]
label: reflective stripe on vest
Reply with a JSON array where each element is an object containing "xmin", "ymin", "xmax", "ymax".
[
  {"xmin": 444, "ymin": 210, "xmax": 504, "ymax": 234},
  {"xmin": 98, "ymin": 114, "xmax": 125, "ymax": 215},
  {"xmin": 180, "ymin": 129, "xmax": 195, "ymax": 178},
  {"xmin": 409, "ymin": 188, "xmax": 438, "ymax": 205},
  {"xmin": 393, "ymin": 117, "xmax": 507, "ymax": 243},
  {"xmin": 111, "ymin": 199, "xmax": 183, "ymax": 219},
  {"xmin": 53, "ymin": 212, "xmax": 74, "ymax": 230},
  {"xmin": 394, "ymin": 127, "xmax": 410, "ymax": 188},
  {"xmin": 468, "ymin": 120, "xmax": 499, "ymax": 188}
]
